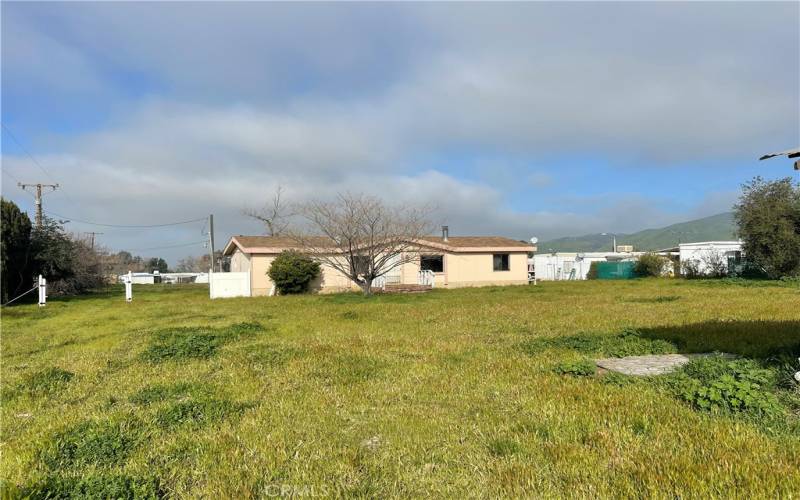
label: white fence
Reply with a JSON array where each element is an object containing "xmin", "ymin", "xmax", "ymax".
[{"xmin": 209, "ymin": 271, "xmax": 251, "ymax": 299}]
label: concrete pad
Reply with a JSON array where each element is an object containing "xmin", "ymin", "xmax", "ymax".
[{"xmin": 595, "ymin": 353, "xmax": 734, "ymax": 376}]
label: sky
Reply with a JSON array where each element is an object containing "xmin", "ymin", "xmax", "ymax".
[{"xmin": 1, "ymin": 2, "xmax": 798, "ymax": 264}]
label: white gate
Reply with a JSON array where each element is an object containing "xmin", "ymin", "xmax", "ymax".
[{"xmin": 209, "ymin": 271, "xmax": 251, "ymax": 299}]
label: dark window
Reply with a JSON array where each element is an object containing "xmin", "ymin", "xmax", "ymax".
[
  {"xmin": 420, "ymin": 255, "xmax": 444, "ymax": 273},
  {"xmin": 493, "ymin": 253, "xmax": 510, "ymax": 271},
  {"xmin": 352, "ymin": 255, "xmax": 370, "ymax": 275}
]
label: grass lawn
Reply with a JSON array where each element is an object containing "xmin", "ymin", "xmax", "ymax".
[{"xmin": 2, "ymin": 280, "xmax": 799, "ymax": 498}]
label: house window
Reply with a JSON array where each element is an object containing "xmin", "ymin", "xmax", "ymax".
[
  {"xmin": 420, "ymin": 255, "xmax": 444, "ymax": 273},
  {"xmin": 493, "ymin": 253, "xmax": 510, "ymax": 271}
]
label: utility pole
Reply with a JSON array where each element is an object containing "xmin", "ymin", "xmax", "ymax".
[
  {"xmin": 208, "ymin": 214, "xmax": 215, "ymax": 273},
  {"xmin": 18, "ymin": 183, "xmax": 58, "ymax": 228},
  {"xmin": 84, "ymin": 232, "xmax": 104, "ymax": 249}
]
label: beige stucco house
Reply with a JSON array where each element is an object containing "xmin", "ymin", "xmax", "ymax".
[{"xmin": 222, "ymin": 232, "xmax": 536, "ymax": 296}]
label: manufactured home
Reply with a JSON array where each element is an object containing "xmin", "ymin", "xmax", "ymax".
[{"xmin": 220, "ymin": 229, "xmax": 535, "ymax": 296}]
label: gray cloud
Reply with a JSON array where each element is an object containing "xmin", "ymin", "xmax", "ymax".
[{"xmin": 1, "ymin": 2, "xmax": 797, "ymax": 262}]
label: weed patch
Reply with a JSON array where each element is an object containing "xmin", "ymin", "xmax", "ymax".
[
  {"xmin": 141, "ymin": 322, "xmax": 264, "ymax": 362},
  {"xmin": 40, "ymin": 419, "xmax": 143, "ymax": 470},
  {"xmin": 554, "ymin": 359, "xmax": 596, "ymax": 377},
  {"xmin": 155, "ymin": 396, "xmax": 251, "ymax": 430},
  {"xmin": 14, "ymin": 473, "xmax": 163, "ymax": 499},
  {"xmin": 16, "ymin": 367, "xmax": 74, "ymax": 396},
  {"xmin": 664, "ymin": 356, "xmax": 784, "ymax": 418},
  {"xmin": 520, "ymin": 328, "xmax": 676, "ymax": 358}
]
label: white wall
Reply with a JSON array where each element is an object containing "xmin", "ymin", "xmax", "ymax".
[
  {"xmin": 679, "ymin": 241, "xmax": 742, "ymax": 275},
  {"xmin": 209, "ymin": 271, "xmax": 251, "ymax": 298}
]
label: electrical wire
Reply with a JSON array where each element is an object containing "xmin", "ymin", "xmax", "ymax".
[
  {"xmin": 1, "ymin": 123, "xmax": 62, "ymax": 187},
  {"xmin": 42, "ymin": 210, "xmax": 207, "ymax": 228},
  {"xmin": 1, "ymin": 168, "xmax": 36, "ymax": 198},
  {"xmin": 2, "ymin": 122, "xmax": 83, "ymax": 209}
]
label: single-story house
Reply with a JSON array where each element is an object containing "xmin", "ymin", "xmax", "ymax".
[{"xmin": 222, "ymin": 230, "xmax": 536, "ymax": 296}]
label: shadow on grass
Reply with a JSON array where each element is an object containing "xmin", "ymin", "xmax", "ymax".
[{"xmin": 638, "ymin": 320, "xmax": 800, "ymax": 359}]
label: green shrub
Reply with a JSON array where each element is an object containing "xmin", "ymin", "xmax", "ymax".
[
  {"xmin": 554, "ymin": 359, "xmax": 596, "ymax": 376},
  {"xmin": 586, "ymin": 261, "xmax": 599, "ymax": 280},
  {"xmin": 634, "ymin": 253, "xmax": 668, "ymax": 277},
  {"xmin": 267, "ymin": 251, "xmax": 320, "ymax": 294}
]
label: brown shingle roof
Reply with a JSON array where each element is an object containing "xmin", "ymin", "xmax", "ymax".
[
  {"xmin": 225, "ymin": 235, "xmax": 534, "ymax": 255},
  {"xmin": 417, "ymin": 236, "xmax": 532, "ymax": 248}
]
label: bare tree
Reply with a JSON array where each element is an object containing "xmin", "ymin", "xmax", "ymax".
[
  {"xmin": 290, "ymin": 193, "xmax": 433, "ymax": 295},
  {"xmin": 244, "ymin": 186, "xmax": 294, "ymax": 236}
]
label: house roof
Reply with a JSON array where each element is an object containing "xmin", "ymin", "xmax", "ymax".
[{"xmin": 223, "ymin": 235, "xmax": 535, "ymax": 255}]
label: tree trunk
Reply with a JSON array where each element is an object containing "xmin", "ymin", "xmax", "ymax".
[{"xmin": 359, "ymin": 278, "xmax": 373, "ymax": 296}]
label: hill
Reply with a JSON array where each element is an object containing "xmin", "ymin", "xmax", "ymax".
[{"xmin": 538, "ymin": 212, "xmax": 736, "ymax": 253}]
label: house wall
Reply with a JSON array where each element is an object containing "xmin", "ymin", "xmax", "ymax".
[
  {"xmin": 229, "ymin": 249, "xmax": 251, "ymax": 273},
  {"xmin": 244, "ymin": 250, "xmax": 530, "ymax": 295},
  {"xmin": 444, "ymin": 252, "xmax": 529, "ymax": 287}
]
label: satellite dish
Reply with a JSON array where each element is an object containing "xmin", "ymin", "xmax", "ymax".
[{"xmin": 530, "ymin": 236, "xmax": 538, "ymax": 244}]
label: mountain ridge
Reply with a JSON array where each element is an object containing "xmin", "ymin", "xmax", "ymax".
[{"xmin": 537, "ymin": 213, "xmax": 736, "ymax": 253}]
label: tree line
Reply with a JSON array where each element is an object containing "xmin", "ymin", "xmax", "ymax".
[{"xmin": 0, "ymin": 198, "xmax": 184, "ymax": 303}]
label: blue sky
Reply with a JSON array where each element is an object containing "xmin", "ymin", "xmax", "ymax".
[{"xmin": 2, "ymin": 2, "xmax": 798, "ymax": 263}]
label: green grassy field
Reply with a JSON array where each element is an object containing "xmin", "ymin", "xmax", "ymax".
[{"xmin": 2, "ymin": 280, "xmax": 799, "ymax": 498}]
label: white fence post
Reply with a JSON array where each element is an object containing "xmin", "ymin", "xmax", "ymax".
[
  {"xmin": 38, "ymin": 275, "xmax": 46, "ymax": 307},
  {"xmin": 125, "ymin": 271, "xmax": 133, "ymax": 302}
]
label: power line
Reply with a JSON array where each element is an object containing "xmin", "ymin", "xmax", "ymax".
[
  {"xmin": 124, "ymin": 240, "xmax": 207, "ymax": 252},
  {"xmin": 1, "ymin": 169, "xmax": 36, "ymax": 198},
  {"xmin": 42, "ymin": 210, "xmax": 207, "ymax": 228},
  {"xmin": 1, "ymin": 123, "xmax": 62, "ymax": 187},
  {"xmin": 1, "ymin": 122, "xmax": 80, "ymax": 208}
]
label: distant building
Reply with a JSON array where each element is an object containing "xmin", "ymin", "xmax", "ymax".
[
  {"xmin": 530, "ymin": 251, "xmax": 644, "ymax": 281},
  {"xmin": 677, "ymin": 241, "xmax": 743, "ymax": 276}
]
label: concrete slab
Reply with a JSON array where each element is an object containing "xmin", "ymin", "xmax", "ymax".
[{"xmin": 595, "ymin": 353, "xmax": 734, "ymax": 376}]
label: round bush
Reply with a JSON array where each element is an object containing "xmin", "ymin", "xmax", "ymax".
[
  {"xmin": 634, "ymin": 253, "xmax": 668, "ymax": 277},
  {"xmin": 267, "ymin": 251, "xmax": 320, "ymax": 295}
]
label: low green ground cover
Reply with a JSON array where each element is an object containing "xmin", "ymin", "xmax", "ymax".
[{"xmin": 1, "ymin": 280, "xmax": 799, "ymax": 497}]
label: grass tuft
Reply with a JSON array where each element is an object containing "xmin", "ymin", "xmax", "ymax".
[
  {"xmin": 520, "ymin": 328, "xmax": 676, "ymax": 358},
  {"xmin": 487, "ymin": 438, "xmax": 521, "ymax": 457},
  {"xmin": 16, "ymin": 367, "xmax": 74, "ymax": 396},
  {"xmin": 313, "ymin": 354, "xmax": 387, "ymax": 385},
  {"xmin": 154, "ymin": 396, "xmax": 251, "ymax": 430},
  {"xmin": 129, "ymin": 382, "xmax": 209, "ymax": 406}
]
